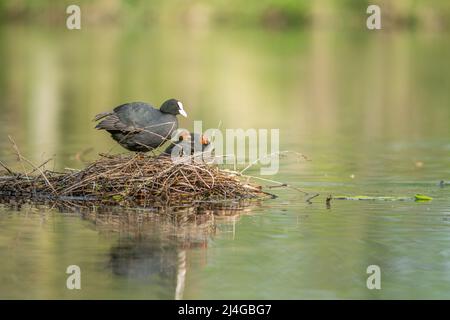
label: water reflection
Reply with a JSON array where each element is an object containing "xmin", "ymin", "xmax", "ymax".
[
  {"xmin": 79, "ymin": 205, "xmax": 248, "ymax": 299},
  {"xmin": 0, "ymin": 198, "xmax": 254, "ymax": 299}
]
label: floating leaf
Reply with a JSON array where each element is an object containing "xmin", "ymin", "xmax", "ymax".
[
  {"xmin": 333, "ymin": 194, "xmax": 432, "ymax": 202},
  {"xmin": 414, "ymin": 194, "xmax": 433, "ymax": 201}
]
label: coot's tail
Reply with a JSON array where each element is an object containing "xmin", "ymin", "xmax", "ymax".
[{"xmin": 93, "ymin": 112, "xmax": 112, "ymax": 122}]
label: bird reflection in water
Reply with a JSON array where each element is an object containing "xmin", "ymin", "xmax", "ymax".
[{"xmin": 81, "ymin": 205, "xmax": 249, "ymax": 299}]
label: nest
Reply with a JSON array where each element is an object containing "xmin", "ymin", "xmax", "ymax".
[{"xmin": 0, "ymin": 153, "xmax": 273, "ymax": 209}]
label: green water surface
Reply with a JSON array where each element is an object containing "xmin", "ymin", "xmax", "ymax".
[{"xmin": 0, "ymin": 25, "xmax": 449, "ymax": 299}]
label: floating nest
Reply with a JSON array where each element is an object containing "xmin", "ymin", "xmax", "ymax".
[{"xmin": 0, "ymin": 153, "xmax": 274, "ymax": 209}]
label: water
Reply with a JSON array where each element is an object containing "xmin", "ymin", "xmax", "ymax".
[{"xmin": 0, "ymin": 25, "xmax": 450, "ymax": 299}]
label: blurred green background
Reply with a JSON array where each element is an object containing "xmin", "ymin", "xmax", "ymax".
[{"xmin": 1, "ymin": 0, "xmax": 450, "ymax": 31}]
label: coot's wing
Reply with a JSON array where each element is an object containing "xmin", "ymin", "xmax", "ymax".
[
  {"xmin": 113, "ymin": 102, "xmax": 161, "ymax": 128},
  {"xmin": 114, "ymin": 102, "xmax": 177, "ymax": 141},
  {"xmin": 95, "ymin": 113, "xmax": 136, "ymax": 132}
]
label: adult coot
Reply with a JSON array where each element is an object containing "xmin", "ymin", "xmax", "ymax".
[
  {"xmin": 163, "ymin": 131, "xmax": 212, "ymax": 157},
  {"xmin": 94, "ymin": 99, "xmax": 187, "ymax": 152}
]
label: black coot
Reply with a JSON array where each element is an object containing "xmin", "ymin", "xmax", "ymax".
[
  {"xmin": 163, "ymin": 131, "xmax": 212, "ymax": 157},
  {"xmin": 94, "ymin": 99, "xmax": 187, "ymax": 152}
]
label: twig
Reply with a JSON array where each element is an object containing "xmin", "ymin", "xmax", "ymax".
[
  {"xmin": 326, "ymin": 195, "xmax": 332, "ymax": 209},
  {"xmin": 0, "ymin": 160, "xmax": 13, "ymax": 175},
  {"xmin": 239, "ymin": 150, "xmax": 310, "ymax": 175},
  {"xmin": 8, "ymin": 135, "xmax": 56, "ymax": 193},
  {"xmin": 305, "ymin": 193, "xmax": 319, "ymax": 203},
  {"xmin": 26, "ymin": 158, "xmax": 53, "ymax": 175},
  {"xmin": 238, "ymin": 172, "xmax": 310, "ymax": 195}
]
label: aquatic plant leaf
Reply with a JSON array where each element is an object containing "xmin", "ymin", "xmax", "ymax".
[
  {"xmin": 414, "ymin": 194, "xmax": 433, "ymax": 201},
  {"xmin": 334, "ymin": 194, "xmax": 432, "ymax": 202}
]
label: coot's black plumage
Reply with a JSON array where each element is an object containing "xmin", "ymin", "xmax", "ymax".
[
  {"xmin": 94, "ymin": 99, "xmax": 187, "ymax": 152},
  {"xmin": 163, "ymin": 131, "xmax": 212, "ymax": 157}
]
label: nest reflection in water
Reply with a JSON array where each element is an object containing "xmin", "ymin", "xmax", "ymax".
[{"xmin": 0, "ymin": 197, "xmax": 257, "ymax": 299}]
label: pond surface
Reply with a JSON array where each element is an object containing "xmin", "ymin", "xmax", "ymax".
[{"xmin": 0, "ymin": 25, "xmax": 449, "ymax": 299}]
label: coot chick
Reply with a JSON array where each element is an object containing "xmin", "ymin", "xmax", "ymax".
[
  {"xmin": 163, "ymin": 131, "xmax": 212, "ymax": 157},
  {"xmin": 94, "ymin": 99, "xmax": 187, "ymax": 152}
]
